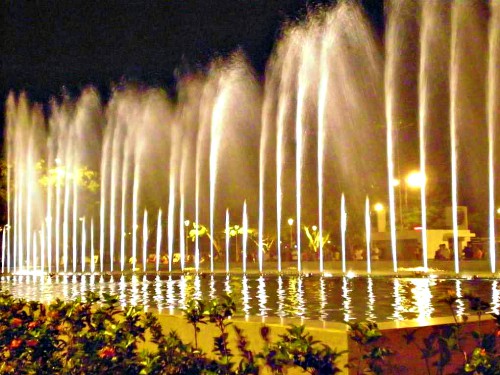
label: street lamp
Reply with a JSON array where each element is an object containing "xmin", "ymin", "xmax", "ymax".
[
  {"xmin": 374, "ymin": 203, "xmax": 386, "ymax": 233},
  {"xmin": 406, "ymin": 171, "xmax": 426, "ymax": 188}
]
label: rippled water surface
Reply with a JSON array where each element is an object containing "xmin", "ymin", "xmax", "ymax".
[{"xmin": 1, "ymin": 274, "xmax": 499, "ymax": 322}]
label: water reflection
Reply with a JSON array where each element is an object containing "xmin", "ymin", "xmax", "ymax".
[
  {"xmin": 241, "ymin": 275, "xmax": 251, "ymax": 317},
  {"xmin": 153, "ymin": 276, "xmax": 164, "ymax": 313},
  {"xmin": 492, "ymin": 280, "xmax": 500, "ymax": 315},
  {"xmin": 342, "ymin": 276, "xmax": 352, "ymax": 322},
  {"xmin": 224, "ymin": 275, "xmax": 232, "ymax": 296},
  {"xmin": 319, "ymin": 277, "xmax": 327, "ymax": 320},
  {"xmin": 119, "ymin": 275, "xmax": 126, "ymax": 306},
  {"xmin": 411, "ymin": 278, "xmax": 434, "ymax": 322},
  {"xmin": 366, "ymin": 277, "xmax": 376, "ymax": 321},
  {"xmin": 455, "ymin": 279, "xmax": 465, "ymax": 318},
  {"xmin": 277, "ymin": 276, "xmax": 285, "ymax": 317},
  {"xmin": 1, "ymin": 274, "xmax": 500, "ymax": 322},
  {"xmin": 209, "ymin": 275, "xmax": 216, "ymax": 301},
  {"xmin": 257, "ymin": 275, "xmax": 268, "ymax": 317},
  {"xmin": 141, "ymin": 275, "xmax": 149, "ymax": 310},
  {"xmin": 166, "ymin": 276, "xmax": 176, "ymax": 313},
  {"xmin": 391, "ymin": 279, "xmax": 405, "ymax": 321}
]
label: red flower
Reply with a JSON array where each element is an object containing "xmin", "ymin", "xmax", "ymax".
[
  {"xmin": 26, "ymin": 339, "xmax": 38, "ymax": 347},
  {"xmin": 27, "ymin": 321, "xmax": 38, "ymax": 330},
  {"xmin": 10, "ymin": 318, "xmax": 23, "ymax": 328},
  {"xmin": 9, "ymin": 338, "xmax": 22, "ymax": 349},
  {"xmin": 98, "ymin": 346, "xmax": 116, "ymax": 359}
]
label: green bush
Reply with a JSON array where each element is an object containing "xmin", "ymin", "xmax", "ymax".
[
  {"xmin": 2, "ymin": 287, "xmax": 497, "ymax": 374},
  {"xmin": 0, "ymin": 291, "xmax": 344, "ymax": 374}
]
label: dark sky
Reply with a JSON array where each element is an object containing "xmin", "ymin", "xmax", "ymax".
[{"xmin": 1, "ymin": 0, "xmax": 384, "ymax": 105}]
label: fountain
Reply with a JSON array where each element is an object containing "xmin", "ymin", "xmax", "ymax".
[{"xmin": 1, "ymin": 0, "xmax": 499, "ymax": 320}]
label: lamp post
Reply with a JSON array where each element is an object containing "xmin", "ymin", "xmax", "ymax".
[
  {"xmin": 404, "ymin": 171, "xmax": 426, "ymax": 227},
  {"xmin": 287, "ymin": 218, "xmax": 294, "ymax": 252},
  {"xmin": 374, "ymin": 203, "xmax": 386, "ymax": 233}
]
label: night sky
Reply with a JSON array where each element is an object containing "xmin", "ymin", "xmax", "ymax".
[{"xmin": 1, "ymin": 0, "xmax": 384, "ymax": 111}]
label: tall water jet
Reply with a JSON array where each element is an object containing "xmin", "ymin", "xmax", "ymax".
[
  {"xmin": 209, "ymin": 76, "xmax": 225, "ymax": 274},
  {"xmin": 99, "ymin": 127, "xmax": 110, "ymax": 274},
  {"xmin": 2, "ymin": 228, "xmax": 6, "ymax": 274},
  {"xmin": 109, "ymin": 121, "xmax": 120, "ymax": 274},
  {"xmin": 274, "ymin": 36, "xmax": 297, "ymax": 275},
  {"xmin": 90, "ymin": 218, "xmax": 95, "ymax": 273},
  {"xmin": 418, "ymin": 1, "xmax": 439, "ymax": 271},
  {"xmin": 119, "ymin": 137, "xmax": 130, "ymax": 273},
  {"xmin": 225, "ymin": 209, "xmax": 230, "ymax": 274},
  {"xmin": 132, "ymin": 159, "xmax": 141, "ymax": 271},
  {"xmin": 317, "ymin": 15, "xmax": 333, "ymax": 275},
  {"xmin": 295, "ymin": 29, "xmax": 317, "ymax": 274},
  {"xmin": 384, "ymin": 0, "xmax": 402, "ymax": 273},
  {"xmin": 365, "ymin": 196, "xmax": 371, "ymax": 274},
  {"xmin": 242, "ymin": 201, "xmax": 248, "ymax": 274},
  {"xmin": 81, "ymin": 217, "xmax": 86, "ymax": 273},
  {"xmin": 167, "ymin": 172, "xmax": 175, "ymax": 273},
  {"xmin": 488, "ymin": 1, "xmax": 499, "ymax": 273},
  {"xmin": 142, "ymin": 210, "xmax": 148, "ymax": 273},
  {"xmin": 341, "ymin": 193, "xmax": 347, "ymax": 273},
  {"xmin": 258, "ymin": 61, "xmax": 275, "ymax": 275},
  {"xmin": 40, "ymin": 226, "xmax": 45, "ymax": 272},
  {"xmin": 450, "ymin": 2, "xmax": 461, "ymax": 274},
  {"xmin": 156, "ymin": 209, "xmax": 162, "ymax": 273},
  {"xmin": 72, "ymin": 167, "xmax": 78, "ymax": 274}
]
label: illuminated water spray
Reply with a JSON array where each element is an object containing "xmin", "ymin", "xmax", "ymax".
[
  {"xmin": 132, "ymin": 161, "xmax": 140, "ymax": 271},
  {"xmin": 209, "ymin": 85, "xmax": 225, "ymax": 274},
  {"xmin": 418, "ymin": 1, "xmax": 437, "ymax": 271},
  {"xmin": 120, "ymin": 141, "xmax": 130, "ymax": 273},
  {"xmin": 142, "ymin": 210, "xmax": 148, "ymax": 272},
  {"xmin": 242, "ymin": 201, "xmax": 248, "ymax": 274},
  {"xmin": 81, "ymin": 217, "xmax": 86, "ymax": 273},
  {"xmin": 225, "ymin": 209, "xmax": 230, "ymax": 274},
  {"xmin": 385, "ymin": 0, "xmax": 400, "ymax": 273},
  {"xmin": 317, "ymin": 28, "xmax": 331, "ymax": 274},
  {"xmin": 90, "ymin": 218, "xmax": 95, "ymax": 273},
  {"xmin": 488, "ymin": 1, "xmax": 499, "ymax": 273},
  {"xmin": 40, "ymin": 226, "xmax": 45, "ymax": 272},
  {"xmin": 365, "ymin": 196, "xmax": 371, "ymax": 274},
  {"xmin": 340, "ymin": 193, "xmax": 347, "ymax": 273},
  {"xmin": 450, "ymin": 3, "xmax": 461, "ymax": 274},
  {"xmin": 156, "ymin": 209, "xmax": 162, "ymax": 273}
]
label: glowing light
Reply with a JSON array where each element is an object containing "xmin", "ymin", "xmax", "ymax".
[
  {"xmin": 406, "ymin": 171, "xmax": 426, "ymax": 188},
  {"xmin": 374, "ymin": 203, "xmax": 384, "ymax": 212}
]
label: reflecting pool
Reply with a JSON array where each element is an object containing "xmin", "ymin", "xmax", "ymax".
[{"xmin": 1, "ymin": 274, "xmax": 499, "ymax": 322}]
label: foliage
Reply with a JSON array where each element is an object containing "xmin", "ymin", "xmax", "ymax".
[
  {"xmin": 260, "ymin": 324, "xmax": 345, "ymax": 374},
  {"xmin": 347, "ymin": 321, "xmax": 393, "ymax": 375},
  {"xmin": 401, "ymin": 290, "xmax": 500, "ymax": 375},
  {"xmin": 0, "ymin": 290, "xmax": 344, "ymax": 374},
  {"xmin": 304, "ymin": 226, "xmax": 330, "ymax": 254},
  {"xmin": 36, "ymin": 160, "xmax": 100, "ymax": 193},
  {"xmin": 3, "ymin": 286, "xmax": 500, "ymax": 374}
]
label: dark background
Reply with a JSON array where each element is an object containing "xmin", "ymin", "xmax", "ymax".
[{"xmin": 1, "ymin": 0, "xmax": 384, "ymax": 126}]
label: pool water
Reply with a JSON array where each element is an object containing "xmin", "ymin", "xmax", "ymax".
[{"xmin": 1, "ymin": 274, "xmax": 498, "ymax": 322}]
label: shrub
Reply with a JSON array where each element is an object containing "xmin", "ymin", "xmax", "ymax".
[{"xmin": 0, "ymin": 290, "xmax": 344, "ymax": 374}]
